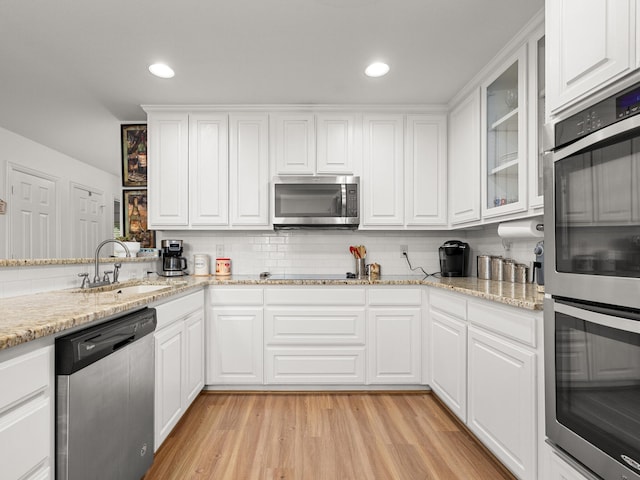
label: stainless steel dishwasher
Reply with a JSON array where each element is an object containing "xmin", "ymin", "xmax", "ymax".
[{"xmin": 56, "ymin": 308, "xmax": 157, "ymax": 480}]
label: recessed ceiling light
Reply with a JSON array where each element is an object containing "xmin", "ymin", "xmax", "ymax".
[
  {"xmin": 148, "ymin": 63, "xmax": 175, "ymax": 79},
  {"xmin": 365, "ymin": 62, "xmax": 390, "ymax": 78}
]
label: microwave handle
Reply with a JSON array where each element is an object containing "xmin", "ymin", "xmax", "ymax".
[{"xmin": 341, "ymin": 184, "xmax": 347, "ymax": 217}]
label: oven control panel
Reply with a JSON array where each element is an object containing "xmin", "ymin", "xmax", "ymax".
[{"xmin": 555, "ymin": 81, "xmax": 640, "ymax": 148}]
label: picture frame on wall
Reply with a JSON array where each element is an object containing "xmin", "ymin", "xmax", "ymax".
[
  {"xmin": 121, "ymin": 124, "xmax": 147, "ymax": 187},
  {"xmin": 122, "ymin": 189, "xmax": 155, "ymax": 248}
]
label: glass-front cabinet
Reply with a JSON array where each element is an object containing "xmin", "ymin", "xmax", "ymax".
[
  {"xmin": 529, "ymin": 28, "xmax": 545, "ymax": 208},
  {"xmin": 481, "ymin": 45, "xmax": 527, "ymax": 218}
]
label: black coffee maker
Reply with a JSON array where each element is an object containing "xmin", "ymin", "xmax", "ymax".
[
  {"xmin": 439, "ymin": 240, "xmax": 470, "ymax": 277},
  {"xmin": 160, "ymin": 239, "xmax": 188, "ymax": 277}
]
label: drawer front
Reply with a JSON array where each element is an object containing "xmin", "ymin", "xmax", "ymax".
[
  {"xmin": 265, "ymin": 308, "xmax": 365, "ymax": 345},
  {"xmin": 429, "ymin": 289, "xmax": 467, "ymax": 319},
  {"xmin": 0, "ymin": 397, "xmax": 50, "ymax": 480},
  {"xmin": 0, "ymin": 346, "xmax": 51, "ymax": 411},
  {"xmin": 367, "ymin": 288, "xmax": 422, "ymax": 306},
  {"xmin": 265, "ymin": 288, "xmax": 366, "ymax": 306},
  {"xmin": 468, "ymin": 300, "xmax": 538, "ymax": 348},
  {"xmin": 209, "ymin": 288, "xmax": 263, "ymax": 306},
  {"xmin": 265, "ymin": 347, "xmax": 365, "ymax": 384},
  {"xmin": 155, "ymin": 290, "xmax": 205, "ymax": 329}
]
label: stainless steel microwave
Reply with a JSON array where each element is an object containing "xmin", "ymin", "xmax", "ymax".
[{"xmin": 272, "ymin": 176, "xmax": 359, "ymax": 229}]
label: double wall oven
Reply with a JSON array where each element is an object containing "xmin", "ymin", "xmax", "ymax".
[{"xmin": 545, "ymin": 81, "xmax": 640, "ymax": 480}]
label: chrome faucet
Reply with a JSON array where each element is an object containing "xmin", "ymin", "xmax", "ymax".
[{"xmin": 89, "ymin": 239, "xmax": 131, "ymax": 287}]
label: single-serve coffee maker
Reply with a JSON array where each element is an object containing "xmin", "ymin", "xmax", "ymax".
[
  {"xmin": 160, "ymin": 239, "xmax": 188, "ymax": 277},
  {"xmin": 439, "ymin": 240, "xmax": 470, "ymax": 277}
]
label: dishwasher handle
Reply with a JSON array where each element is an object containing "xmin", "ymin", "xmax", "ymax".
[{"xmin": 56, "ymin": 307, "xmax": 157, "ymax": 375}]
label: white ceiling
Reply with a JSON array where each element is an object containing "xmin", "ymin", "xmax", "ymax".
[{"xmin": 0, "ymin": 0, "xmax": 543, "ymax": 176}]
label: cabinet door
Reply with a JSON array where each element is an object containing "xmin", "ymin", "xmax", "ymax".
[
  {"xmin": 481, "ymin": 45, "xmax": 528, "ymax": 218},
  {"xmin": 467, "ymin": 326, "xmax": 536, "ymax": 480},
  {"xmin": 154, "ymin": 322, "xmax": 184, "ymax": 450},
  {"xmin": 183, "ymin": 309, "xmax": 205, "ymax": 406},
  {"xmin": 405, "ymin": 114, "xmax": 447, "ymax": 226},
  {"xmin": 229, "ymin": 113, "xmax": 270, "ymax": 227},
  {"xmin": 189, "ymin": 113, "xmax": 229, "ymax": 226},
  {"xmin": 208, "ymin": 307, "xmax": 264, "ymax": 384},
  {"xmin": 546, "ymin": 0, "xmax": 633, "ymax": 114},
  {"xmin": 362, "ymin": 114, "xmax": 404, "ymax": 227},
  {"xmin": 0, "ymin": 346, "xmax": 52, "ymax": 480},
  {"xmin": 316, "ymin": 113, "xmax": 357, "ymax": 174},
  {"xmin": 368, "ymin": 308, "xmax": 421, "ymax": 383},
  {"xmin": 271, "ymin": 113, "xmax": 315, "ymax": 175},
  {"xmin": 147, "ymin": 112, "xmax": 189, "ymax": 227},
  {"xmin": 449, "ymin": 90, "xmax": 481, "ymax": 225},
  {"xmin": 429, "ymin": 309, "xmax": 467, "ymax": 421}
]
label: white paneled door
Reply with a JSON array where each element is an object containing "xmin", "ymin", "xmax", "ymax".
[
  {"xmin": 9, "ymin": 167, "xmax": 57, "ymax": 259},
  {"xmin": 71, "ymin": 184, "xmax": 104, "ymax": 258}
]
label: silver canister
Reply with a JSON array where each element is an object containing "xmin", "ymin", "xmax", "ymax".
[
  {"xmin": 477, "ymin": 255, "xmax": 492, "ymax": 280},
  {"xmin": 514, "ymin": 264, "xmax": 529, "ymax": 283},
  {"xmin": 502, "ymin": 259, "xmax": 516, "ymax": 283},
  {"xmin": 490, "ymin": 256, "xmax": 504, "ymax": 281}
]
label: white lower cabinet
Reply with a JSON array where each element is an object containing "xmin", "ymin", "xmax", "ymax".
[
  {"xmin": 367, "ymin": 307, "xmax": 421, "ymax": 384},
  {"xmin": 429, "ymin": 308, "xmax": 467, "ymax": 421},
  {"xmin": 154, "ymin": 291, "xmax": 205, "ymax": 451},
  {"xmin": 0, "ymin": 344, "xmax": 53, "ymax": 480},
  {"xmin": 367, "ymin": 287, "xmax": 422, "ymax": 384},
  {"xmin": 264, "ymin": 287, "xmax": 367, "ymax": 384},
  {"xmin": 207, "ymin": 288, "xmax": 264, "ymax": 384},
  {"xmin": 467, "ymin": 326, "xmax": 536, "ymax": 480},
  {"xmin": 207, "ymin": 286, "xmax": 427, "ymax": 387},
  {"xmin": 428, "ymin": 289, "xmax": 468, "ymax": 421},
  {"xmin": 428, "ymin": 288, "xmax": 543, "ymax": 480}
]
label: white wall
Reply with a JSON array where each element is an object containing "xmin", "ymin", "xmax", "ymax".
[{"xmin": 0, "ymin": 126, "xmax": 120, "ymax": 259}]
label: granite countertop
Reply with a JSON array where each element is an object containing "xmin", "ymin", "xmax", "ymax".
[{"xmin": 0, "ymin": 275, "xmax": 543, "ymax": 352}]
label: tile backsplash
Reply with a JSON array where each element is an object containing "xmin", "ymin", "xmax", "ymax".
[
  {"xmin": 0, "ymin": 223, "xmax": 542, "ymax": 298},
  {"xmin": 161, "ymin": 224, "xmax": 542, "ymax": 279}
]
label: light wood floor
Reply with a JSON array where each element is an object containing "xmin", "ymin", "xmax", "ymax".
[{"xmin": 145, "ymin": 392, "xmax": 515, "ymax": 480}]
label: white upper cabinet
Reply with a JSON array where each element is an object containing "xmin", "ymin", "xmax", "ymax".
[
  {"xmin": 362, "ymin": 112, "xmax": 448, "ymax": 229},
  {"xmin": 448, "ymin": 90, "xmax": 481, "ymax": 225},
  {"xmin": 405, "ymin": 114, "xmax": 448, "ymax": 226},
  {"xmin": 147, "ymin": 111, "xmax": 189, "ymax": 227},
  {"xmin": 361, "ymin": 114, "xmax": 405, "ymax": 227},
  {"xmin": 189, "ymin": 113, "xmax": 229, "ymax": 226},
  {"xmin": 546, "ymin": 0, "xmax": 635, "ymax": 115},
  {"xmin": 481, "ymin": 45, "xmax": 528, "ymax": 218},
  {"xmin": 316, "ymin": 113, "xmax": 357, "ymax": 174},
  {"xmin": 272, "ymin": 112, "xmax": 357, "ymax": 175},
  {"xmin": 528, "ymin": 26, "xmax": 546, "ymax": 209},
  {"xmin": 271, "ymin": 113, "xmax": 316, "ymax": 175},
  {"xmin": 229, "ymin": 113, "xmax": 270, "ymax": 227}
]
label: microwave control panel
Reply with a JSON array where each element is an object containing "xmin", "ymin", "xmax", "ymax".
[
  {"xmin": 346, "ymin": 186, "xmax": 358, "ymax": 217},
  {"xmin": 555, "ymin": 81, "xmax": 640, "ymax": 148}
]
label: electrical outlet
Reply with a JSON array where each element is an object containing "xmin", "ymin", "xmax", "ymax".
[
  {"xmin": 400, "ymin": 244, "xmax": 408, "ymax": 258},
  {"xmin": 216, "ymin": 244, "xmax": 224, "ymax": 257}
]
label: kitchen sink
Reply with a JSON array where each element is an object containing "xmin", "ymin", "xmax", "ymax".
[
  {"xmin": 71, "ymin": 282, "xmax": 174, "ymax": 295},
  {"xmin": 110, "ymin": 284, "xmax": 172, "ymax": 295}
]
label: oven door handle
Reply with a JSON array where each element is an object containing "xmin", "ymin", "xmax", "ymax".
[
  {"xmin": 551, "ymin": 113, "xmax": 640, "ymax": 161},
  {"xmin": 555, "ymin": 300, "xmax": 640, "ymax": 333}
]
